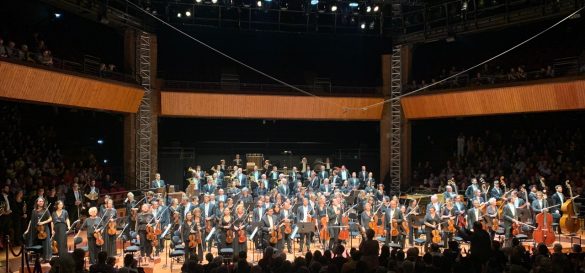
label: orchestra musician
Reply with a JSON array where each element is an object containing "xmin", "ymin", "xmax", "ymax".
[
  {"xmin": 84, "ymin": 179, "xmax": 100, "ymax": 209},
  {"xmin": 360, "ymin": 202, "xmax": 373, "ymax": 234},
  {"xmin": 289, "ymin": 166, "xmax": 300, "ymax": 184},
  {"xmin": 255, "ymin": 180, "xmax": 268, "ymax": 196},
  {"xmin": 297, "ymin": 197, "xmax": 314, "ymax": 252},
  {"xmin": 358, "ymin": 166, "xmax": 368, "ymax": 187},
  {"xmin": 269, "ymin": 166, "xmax": 280, "ymax": 188},
  {"xmin": 151, "ymin": 173, "xmax": 165, "ymax": 189},
  {"xmin": 426, "ymin": 195, "xmax": 442, "ymax": 214},
  {"xmin": 303, "ymin": 166, "xmax": 312, "ymax": 182},
  {"xmin": 485, "ymin": 197, "xmax": 499, "ymax": 240},
  {"xmin": 250, "ymin": 166, "xmax": 262, "ymax": 185},
  {"xmin": 277, "ymin": 178, "xmax": 290, "ymax": 197},
  {"xmin": 375, "ymin": 184, "xmax": 385, "ymax": 201},
  {"xmin": 261, "ymin": 207, "xmax": 278, "ymax": 247},
  {"xmin": 232, "ymin": 205, "xmax": 248, "ymax": 254},
  {"xmin": 385, "ymin": 199, "xmax": 404, "ymax": 248},
  {"xmin": 75, "ymin": 207, "xmax": 101, "ymax": 264},
  {"xmin": 440, "ymin": 199, "xmax": 456, "ymax": 244},
  {"xmin": 405, "ymin": 199, "xmax": 421, "ymax": 247},
  {"xmin": 234, "ymin": 168, "xmax": 247, "ymax": 188},
  {"xmin": 328, "ymin": 198, "xmax": 342, "ymax": 250},
  {"xmin": 218, "ymin": 207, "xmax": 232, "ymax": 249},
  {"xmin": 423, "ymin": 206, "xmax": 441, "ymax": 252},
  {"xmin": 203, "ymin": 179, "xmax": 217, "ymax": 195},
  {"xmin": 320, "ymin": 178, "xmax": 333, "ymax": 197},
  {"xmin": 443, "ymin": 184, "xmax": 457, "ymax": 201},
  {"xmin": 467, "ymin": 200, "xmax": 483, "ymax": 231},
  {"xmin": 550, "ymin": 185, "xmax": 565, "ymax": 233},
  {"xmin": 233, "ymin": 154, "xmax": 243, "ymax": 168},
  {"xmin": 153, "ymin": 199, "xmax": 170, "ymax": 256},
  {"xmin": 308, "ymin": 173, "xmax": 320, "ymax": 192},
  {"xmin": 136, "ymin": 203, "xmax": 154, "ymax": 260},
  {"xmin": 200, "ymin": 194, "xmax": 216, "ymax": 252},
  {"xmin": 253, "ymin": 199, "xmax": 266, "ymax": 249},
  {"xmin": 527, "ymin": 185, "xmax": 538, "ymax": 204},
  {"xmin": 24, "ymin": 197, "xmax": 52, "ymax": 262},
  {"xmin": 65, "ymin": 182, "xmax": 84, "ymax": 222},
  {"xmin": 364, "ymin": 172, "xmax": 375, "ymax": 187},
  {"xmin": 51, "ymin": 200, "xmax": 71, "ymax": 257},
  {"xmin": 216, "ymin": 189, "xmax": 228, "ymax": 203},
  {"xmin": 239, "ymin": 188, "xmax": 253, "ymax": 205},
  {"xmin": 531, "ymin": 191, "xmax": 548, "ymax": 215},
  {"xmin": 318, "ymin": 166, "xmax": 329, "ymax": 184},
  {"xmin": 340, "ymin": 180, "xmax": 351, "ymax": 195},
  {"xmin": 502, "ymin": 197, "xmax": 518, "ymax": 246},
  {"xmin": 278, "ymin": 201, "xmax": 294, "ymax": 253},
  {"xmin": 182, "ymin": 210, "xmax": 199, "ymax": 261},
  {"xmin": 339, "ymin": 165, "xmax": 350, "ymax": 181},
  {"xmin": 124, "ymin": 192, "xmax": 137, "ymax": 235},
  {"xmin": 465, "ymin": 178, "xmax": 479, "ymax": 207},
  {"xmin": 349, "ymin": 172, "xmax": 360, "ymax": 189},
  {"xmin": 102, "ymin": 199, "xmax": 118, "ymax": 257},
  {"xmin": 490, "ymin": 180, "xmax": 503, "ymax": 200},
  {"xmin": 330, "ymin": 170, "xmax": 341, "ymax": 187}
]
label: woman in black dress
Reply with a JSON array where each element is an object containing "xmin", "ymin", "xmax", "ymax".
[
  {"xmin": 75, "ymin": 207, "xmax": 101, "ymax": 264},
  {"xmin": 51, "ymin": 200, "xmax": 71, "ymax": 256},
  {"xmin": 24, "ymin": 197, "xmax": 52, "ymax": 262},
  {"xmin": 13, "ymin": 190, "xmax": 27, "ymax": 244},
  {"xmin": 102, "ymin": 199, "xmax": 118, "ymax": 257},
  {"xmin": 423, "ymin": 206, "xmax": 442, "ymax": 252},
  {"xmin": 218, "ymin": 208, "xmax": 232, "ymax": 249},
  {"xmin": 232, "ymin": 205, "xmax": 248, "ymax": 255}
]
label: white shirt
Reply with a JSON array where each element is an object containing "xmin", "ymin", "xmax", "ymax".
[
  {"xmin": 204, "ymin": 203, "xmax": 210, "ymax": 217},
  {"xmin": 558, "ymin": 193, "xmax": 564, "ymax": 204},
  {"xmin": 184, "ymin": 203, "xmax": 191, "ymax": 217},
  {"xmin": 258, "ymin": 208, "xmax": 263, "ymax": 220},
  {"xmin": 268, "ymin": 216, "xmax": 274, "ymax": 229},
  {"xmin": 74, "ymin": 191, "xmax": 80, "ymax": 201},
  {"xmin": 303, "ymin": 206, "xmax": 308, "ymax": 222},
  {"xmin": 474, "ymin": 208, "xmax": 479, "ymax": 221},
  {"xmin": 508, "ymin": 203, "xmax": 516, "ymax": 216}
]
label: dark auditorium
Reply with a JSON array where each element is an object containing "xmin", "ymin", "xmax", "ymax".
[{"xmin": 1, "ymin": 0, "xmax": 584, "ymax": 273}]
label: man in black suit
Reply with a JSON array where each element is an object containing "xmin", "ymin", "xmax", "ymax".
[
  {"xmin": 385, "ymin": 199, "xmax": 405, "ymax": 248},
  {"xmin": 261, "ymin": 207, "xmax": 278, "ymax": 248},
  {"xmin": 200, "ymin": 195, "xmax": 216, "ymax": 252},
  {"xmin": 303, "ymin": 166, "xmax": 312, "ymax": 182},
  {"xmin": 550, "ymin": 185, "xmax": 565, "ymax": 233},
  {"xmin": 502, "ymin": 197, "xmax": 518, "ymax": 246},
  {"xmin": 277, "ymin": 178, "xmax": 290, "ymax": 197},
  {"xmin": 151, "ymin": 173, "xmax": 165, "ymax": 189},
  {"xmin": 296, "ymin": 198, "xmax": 314, "ymax": 252},
  {"xmin": 358, "ymin": 166, "xmax": 368, "ymax": 186},
  {"xmin": 234, "ymin": 168, "xmax": 247, "ymax": 188},
  {"xmin": 318, "ymin": 166, "xmax": 329, "ymax": 184},
  {"xmin": 348, "ymin": 172, "xmax": 360, "ymax": 189},
  {"xmin": 65, "ymin": 182, "xmax": 84, "ymax": 222},
  {"xmin": 308, "ymin": 173, "xmax": 320, "ymax": 192},
  {"xmin": 202, "ymin": 179, "xmax": 216, "ymax": 195},
  {"xmin": 327, "ymin": 199, "xmax": 342, "ymax": 250},
  {"xmin": 467, "ymin": 200, "xmax": 483, "ymax": 230}
]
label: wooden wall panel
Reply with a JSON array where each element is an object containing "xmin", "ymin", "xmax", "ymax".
[
  {"xmin": 401, "ymin": 79, "xmax": 585, "ymax": 119},
  {"xmin": 0, "ymin": 61, "xmax": 144, "ymax": 113},
  {"xmin": 161, "ymin": 91, "xmax": 384, "ymax": 120}
]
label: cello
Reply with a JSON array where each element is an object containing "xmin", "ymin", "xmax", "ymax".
[
  {"xmin": 431, "ymin": 223, "xmax": 442, "ymax": 244},
  {"xmin": 533, "ymin": 210, "xmax": 555, "ymax": 245},
  {"xmin": 319, "ymin": 207, "xmax": 330, "ymax": 242},
  {"xmin": 559, "ymin": 180, "xmax": 580, "ymax": 234},
  {"xmin": 338, "ymin": 204, "xmax": 357, "ymax": 241}
]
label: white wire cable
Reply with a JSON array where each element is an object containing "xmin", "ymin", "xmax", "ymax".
[
  {"xmin": 344, "ymin": 5, "xmax": 585, "ymax": 112},
  {"xmin": 126, "ymin": 0, "xmax": 345, "ymax": 108}
]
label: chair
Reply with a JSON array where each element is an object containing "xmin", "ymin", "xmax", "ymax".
[
  {"xmin": 219, "ymin": 248, "xmax": 234, "ymax": 265},
  {"xmin": 124, "ymin": 232, "xmax": 141, "ymax": 265},
  {"xmin": 169, "ymin": 236, "xmax": 185, "ymax": 270}
]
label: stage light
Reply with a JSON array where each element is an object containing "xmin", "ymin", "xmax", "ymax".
[
  {"xmin": 360, "ymin": 22, "xmax": 366, "ymax": 29},
  {"xmin": 257, "ymin": 0, "xmax": 262, "ymax": 6},
  {"xmin": 185, "ymin": 10, "xmax": 192, "ymax": 16},
  {"xmin": 366, "ymin": 6, "xmax": 371, "ymax": 12},
  {"xmin": 196, "ymin": 0, "xmax": 202, "ymax": 2},
  {"xmin": 369, "ymin": 21, "xmax": 375, "ymax": 29},
  {"xmin": 103, "ymin": 159, "xmax": 108, "ymax": 164},
  {"xmin": 349, "ymin": 2, "xmax": 358, "ymax": 7},
  {"xmin": 97, "ymin": 139, "xmax": 104, "ymax": 145},
  {"xmin": 54, "ymin": 13, "xmax": 62, "ymax": 18},
  {"xmin": 461, "ymin": 1, "xmax": 468, "ymax": 10},
  {"xmin": 212, "ymin": 0, "xmax": 218, "ymax": 4},
  {"xmin": 311, "ymin": 0, "xmax": 318, "ymax": 5},
  {"xmin": 330, "ymin": 5, "xmax": 337, "ymax": 12},
  {"xmin": 152, "ymin": 9, "xmax": 158, "ymax": 14},
  {"xmin": 373, "ymin": 5, "xmax": 379, "ymax": 12},
  {"xmin": 177, "ymin": 12, "xmax": 182, "ymax": 18}
]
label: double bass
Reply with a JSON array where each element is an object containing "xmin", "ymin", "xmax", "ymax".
[
  {"xmin": 559, "ymin": 180, "xmax": 580, "ymax": 234},
  {"xmin": 533, "ymin": 210, "xmax": 555, "ymax": 245}
]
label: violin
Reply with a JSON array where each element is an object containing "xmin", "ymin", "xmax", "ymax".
[
  {"xmin": 225, "ymin": 216, "xmax": 234, "ymax": 244},
  {"xmin": 492, "ymin": 218, "xmax": 500, "ymax": 231},
  {"xmin": 36, "ymin": 204, "xmax": 52, "ymax": 240},
  {"xmin": 447, "ymin": 218, "xmax": 456, "ymax": 233},
  {"xmin": 107, "ymin": 220, "xmax": 117, "ymax": 236},
  {"xmin": 319, "ymin": 208, "xmax": 330, "ymax": 242},
  {"xmin": 338, "ymin": 210, "xmax": 350, "ymax": 241},
  {"xmin": 431, "ymin": 224, "xmax": 442, "ymax": 244},
  {"xmin": 51, "ymin": 239, "xmax": 58, "ymax": 254},
  {"xmin": 269, "ymin": 228, "xmax": 278, "ymax": 245},
  {"xmin": 188, "ymin": 223, "xmax": 197, "ymax": 248},
  {"xmin": 390, "ymin": 221, "xmax": 400, "ymax": 237},
  {"xmin": 94, "ymin": 229, "xmax": 105, "ymax": 246}
]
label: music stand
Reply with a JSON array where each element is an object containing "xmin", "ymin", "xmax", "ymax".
[
  {"xmin": 249, "ymin": 223, "xmax": 263, "ymax": 264},
  {"xmin": 296, "ymin": 222, "xmax": 316, "ymax": 252}
]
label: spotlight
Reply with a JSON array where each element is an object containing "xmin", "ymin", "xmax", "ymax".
[
  {"xmin": 177, "ymin": 12, "xmax": 182, "ymax": 18},
  {"xmin": 97, "ymin": 139, "xmax": 104, "ymax": 145},
  {"xmin": 196, "ymin": 0, "xmax": 202, "ymax": 2},
  {"xmin": 54, "ymin": 13, "xmax": 62, "ymax": 18},
  {"xmin": 257, "ymin": 0, "xmax": 262, "ymax": 6},
  {"xmin": 103, "ymin": 159, "xmax": 108, "ymax": 164},
  {"xmin": 366, "ymin": 6, "xmax": 371, "ymax": 12},
  {"xmin": 212, "ymin": 0, "xmax": 218, "ymax": 4},
  {"xmin": 330, "ymin": 5, "xmax": 337, "ymax": 12},
  {"xmin": 360, "ymin": 22, "xmax": 366, "ymax": 29},
  {"xmin": 349, "ymin": 2, "xmax": 358, "ymax": 7},
  {"xmin": 373, "ymin": 5, "xmax": 379, "ymax": 12},
  {"xmin": 152, "ymin": 9, "xmax": 158, "ymax": 14},
  {"xmin": 311, "ymin": 0, "xmax": 318, "ymax": 5},
  {"xmin": 185, "ymin": 10, "xmax": 191, "ymax": 16},
  {"xmin": 461, "ymin": 1, "xmax": 468, "ymax": 11}
]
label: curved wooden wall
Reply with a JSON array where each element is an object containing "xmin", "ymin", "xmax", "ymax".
[
  {"xmin": 401, "ymin": 78, "xmax": 585, "ymax": 119},
  {"xmin": 161, "ymin": 91, "xmax": 384, "ymax": 120},
  {"xmin": 0, "ymin": 61, "xmax": 144, "ymax": 113}
]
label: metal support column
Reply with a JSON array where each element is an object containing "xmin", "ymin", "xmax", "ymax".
[
  {"xmin": 389, "ymin": 45, "xmax": 402, "ymax": 194},
  {"xmin": 136, "ymin": 31, "xmax": 153, "ymax": 190}
]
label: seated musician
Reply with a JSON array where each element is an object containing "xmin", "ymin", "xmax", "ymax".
[
  {"xmin": 216, "ymin": 189, "xmax": 228, "ymax": 203},
  {"xmin": 375, "ymin": 184, "xmax": 385, "ymax": 201},
  {"xmin": 320, "ymin": 178, "xmax": 333, "ymax": 197},
  {"xmin": 151, "ymin": 173, "xmax": 165, "ymax": 189},
  {"xmin": 227, "ymin": 180, "xmax": 241, "ymax": 197},
  {"xmin": 277, "ymin": 178, "xmax": 290, "ymax": 197},
  {"xmin": 308, "ymin": 173, "xmax": 320, "ymax": 192},
  {"xmin": 340, "ymin": 180, "xmax": 351, "ymax": 195},
  {"xmin": 239, "ymin": 188, "xmax": 253, "ymax": 205},
  {"xmin": 426, "ymin": 194, "xmax": 442, "ymax": 214},
  {"xmin": 443, "ymin": 185, "xmax": 457, "ymax": 201},
  {"xmin": 255, "ymin": 180, "xmax": 268, "ymax": 196}
]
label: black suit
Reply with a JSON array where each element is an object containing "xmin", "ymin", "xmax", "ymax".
[
  {"xmin": 261, "ymin": 214, "xmax": 278, "ymax": 247},
  {"xmin": 296, "ymin": 205, "xmax": 314, "ymax": 250},
  {"xmin": 384, "ymin": 208, "xmax": 404, "ymax": 247},
  {"xmin": 65, "ymin": 190, "xmax": 84, "ymax": 222}
]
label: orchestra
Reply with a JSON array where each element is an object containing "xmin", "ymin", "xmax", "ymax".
[{"xmin": 17, "ymin": 156, "xmax": 582, "ymax": 267}]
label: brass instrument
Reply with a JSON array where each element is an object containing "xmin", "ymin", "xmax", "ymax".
[{"xmin": 85, "ymin": 192, "xmax": 99, "ymax": 201}]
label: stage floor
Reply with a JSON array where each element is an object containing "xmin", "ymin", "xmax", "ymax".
[{"xmin": 1, "ymin": 231, "xmax": 583, "ymax": 273}]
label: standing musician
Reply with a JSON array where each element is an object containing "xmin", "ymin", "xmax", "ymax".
[
  {"xmin": 340, "ymin": 180, "xmax": 351, "ymax": 195},
  {"xmin": 218, "ymin": 208, "xmax": 232, "ymax": 249},
  {"xmin": 234, "ymin": 168, "xmax": 247, "ymax": 188},
  {"xmin": 24, "ymin": 197, "xmax": 52, "ymax": 262},
  {"xmin": 454, "ymin": 195, "xmax": 466, "ymax": 216},
  {"xmin": 151, "ymin": 173, "xmax": 165, "ymax": 189},
  {"xmin": 315, "ymin": 196, "xmax": 329, "ymax": 247},
  {"xmin": 200, "ymin": 195, "xmax": 216, "ymax": 252},
  {"xmin": 65, "ymin": 182, "xmax": 84, "ymax": 222},
  {"xmin": 358, "ymin": 166, "xmax": 368, "ymax": 187},
  {"xmin": 232, "ymin": 205, "xmax": 248, "ymax": 254},
  {"xmin": 467, "ymin": 200, "xmax": 484, "ymax": 231},
  {"xmin": 502, "ymin": 197, "xmax": 518, "ymax": 246},
  {"xmin": 364, "ymin": 181, "xmax": 376, "ymax": 196},
  {"xmin": 303, "ymin": 165, "xmax": 312, "ymax": 182},
  {"xmin": 182, "ymin": 211, "xmax": 201, "ymax": 261},
  {"xmin": 239, "ymin": 188, "xmax": 253, "ymax": 205},
  {"xmin": 360, "ymin": 202, "xmax": 374, "ymax": 234},
  {"xmin": 375, "ymin": 184, "xmax": 385, "ymax": 201},
  {"xmin": 330, "ymin": 170, "xmax": 341, "ymax": 187},
  {"xmin": 75, "ymin": 207, "xmax": 101, "ymax": 264},
  {"xmin": 320, "ymin": 178, "xmax": 333, "ymax": 197},
  {"xmin": 51, "ymin": 201, "xmax": 71, "ymax": 257},
  {"xmin": 178, "ymin": 196, "xmax": 193, "ymax": 222},
  {"xmin": 278, "ymin": 201, "xmax": 294, "ymax": 253},
  {"xmin": 255, "ymin": 181, "xmax": 268, "ymax": 196},
  {"xmin": 308, "ymin": 173, "xmax": 320, "ymax": 192},
  {"xmin": 297, "ymin": 197, "xmax": 314, "ymax": 252},
  {"xmin": 339, "ymin": 165, "xmax": 350, "ymax": 181},
  {"xmin": 490, "ymin": 180, "xmax": 504, "ymax": 200},
  {"xmin": 531, "ymin": 191, "xmax": 548, "ymax": 215},
  {"xmin": 269, "ymin": 166, "xmax": 280, "ymax": 189},
  {"xmin": 84, "ymin": 180, "xmax": 100, "ymax": 209},
  {"xmin": 216, "ymin": 189, "xmax": 228, "ymax": 203},
  {"xmin": 262, "ymin": 207, "xmax": 278, "ymax": 247},
  {"xmin": 124, "ymin": 192, "xmax": 137, "ymax": 236},
  {"xmin": 253, "ymin": 199, "xmax": 266, "ymax": 250},
  {"xmin": 153, "ymin": 199, "xmax": 170, "ymax": 256},
  {"xmin": 349, "ymin": 172, "xmax": 360, "ymax": 189},
  {"xmin": 443, "ymin": 180, "xmax": 457, "ymax": 200},
  {"xmin": 528, "ymin": 185, "xmax": 538, "ymax": 204},
  {"xmin": 233, "ymin": 154, "xmax": 243, "ymax": 168},
  {"xmin": 550, "ymin": 185, "xmax": 565, "ymax": 233},
  {"xmin": 102, "ymin": 199, "xmax": 118, "ymax": 257},
  {"xmin": 250, "ymin": 166, "xmax": 262, "ymax": 185},
  {"xmin": 405, "ymin": 199, "xmax": 421, "ymax": 247},
  {"xmin": 257, "ymin": 174, "xmax": 269, "ymax": 191},
  {"xmin": 471, "ymin": 189, "xmax": 485, "ymax": 205},
  {"xmin": 328, "ymin": 198, "xmax": 342, "ymax": 250},
  {"xmin": 318, "ymin": 165, "xmax": 329, "ymax": 184},
  {"xmin": 423, "ymin": 206, "xmax": 441, "ymax": 252},
  {"xmin": 202, "ymin": 179, "xmax": 216, "ymax": 195},
  {"xmin": 385, "ymin": 199, "xmax": 404, "ymax": 248},
  {"xmin": 277, "ymin": 178, "xmax": 290, "ymax": 197},
  {"xmin": 136, "ymin": 203, "xmax": 154, "ymax": 260},
  {"xmin": 289, "ymin": 166, "xmax": 300, "ymax": 184},
  {"xmin": 465, "ymin": 178, "xmax": 479, "ymax": 207},
  {"xmin": 364, "ymin": 172, "xmax": 376, "ymax": 187},
  {"xmin": 440, "ymin": 199, "xmax": 456, "ymax": 244},
  {"xmin": 426, "ymin": 195, "xmax": 442, "ymax": 214},
  {"xmin": 485, "ymin": 198, "xmax": 499, "ymax": 240}
]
